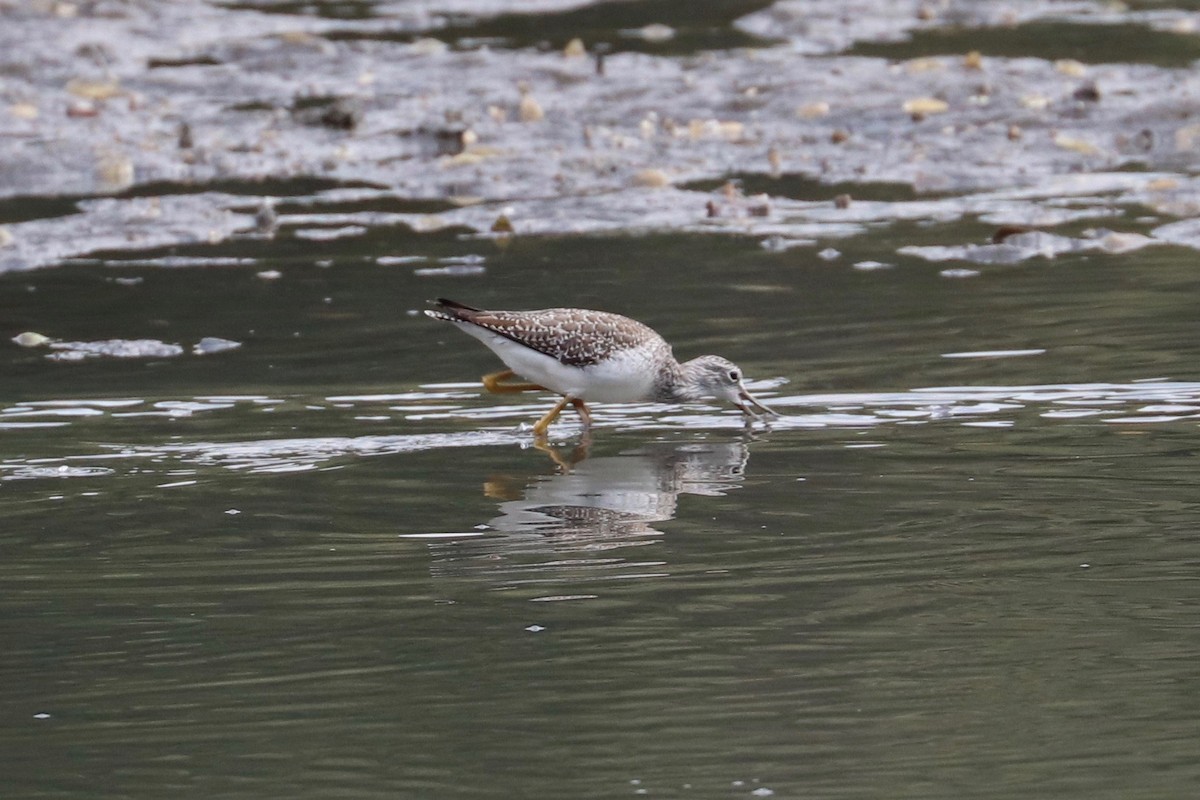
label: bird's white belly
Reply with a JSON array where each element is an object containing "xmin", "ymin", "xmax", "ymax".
[{"xmin": 460, "ymin": 324, "xmax": 657, "ymax": 402}]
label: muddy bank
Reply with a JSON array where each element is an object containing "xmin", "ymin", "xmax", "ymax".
[{"xmin": 4, "ymin": 0, "xmax": 1200, "ymax": 271}]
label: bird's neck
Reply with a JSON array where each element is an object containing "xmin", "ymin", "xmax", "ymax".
[{"xmin": 654, "ymin": 357, "xmax": 704, "ymax": 402}]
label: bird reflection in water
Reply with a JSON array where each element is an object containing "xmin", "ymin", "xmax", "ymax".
[
  {"xmin": 426, "ymin": 440, "xmax": 751, "ymax": 585},
  {"xmin": 528, "ymin": 430, "xmax": 594, "ymax": 473}
]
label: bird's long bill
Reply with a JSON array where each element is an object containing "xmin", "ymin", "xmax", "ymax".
[{"xmin": 737, "ymin": 388, "xmax": 778, "ymax": 417}]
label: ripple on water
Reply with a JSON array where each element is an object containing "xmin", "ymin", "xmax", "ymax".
[
  {"xmin": 2, "ymin": 382, "xmax": 1198, "ymax": 479},
  {"xmin": 2, "ymin": 465, "xmax": 115, "ymax": 480}
]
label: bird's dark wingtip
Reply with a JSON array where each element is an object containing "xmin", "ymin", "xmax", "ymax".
[{"xmin": 428, "ymin": 298, "xmax": 482, "ymax": 312}]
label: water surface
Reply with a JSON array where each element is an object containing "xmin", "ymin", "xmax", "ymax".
[
  {"xmin": 3, "ymin": 229, "xmax": 1199, "ymax": 799},
  {"xmin": 4, "ymin": 0, "xmax": 1200, "ymax": 796}
]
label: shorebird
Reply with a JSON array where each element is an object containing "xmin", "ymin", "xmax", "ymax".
[{"xmin": 425, "ymin": 298, "xmax": 776, "ymax": 434}]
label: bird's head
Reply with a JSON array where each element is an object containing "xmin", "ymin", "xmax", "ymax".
[{"xmin": 681, "ymin": 355, "xmax": 777, "ymax": 417}]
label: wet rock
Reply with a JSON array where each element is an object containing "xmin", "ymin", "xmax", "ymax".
[
  {"xmin": 419, "ymin": 127, "xmax": 473, "ymax": 157},
  {"xmin": 7, "ymin": 0, "xmax": 1200, "ymax": 269},
  {"xmin": 94, "ymin": 152, "xmax": 134, "ymax": 191},
  {"xmin": 1073, "ymin": 81, "xmax": 1101, "ymax": 102},
  {"xmin": 991, "ymin": 225, "xmax": 1031, "ymax": 244},
  {"xmin": 563, "ymin": 38, "xmax": 586, "ymax": 58},
  {"xmin": 903, "ymin": 97, "xmax": 948, "ymax": 118},
  {"xmin": 632, "ymin": 168, "xmax": 671, "ymax": 188},
  {"xmin": 65, "ymin": 101, "xmax": 97, "ymax": 121},
  {"xmin": 294, "ymin": 97, "xmax": 363, "ymax": 130},
  {"xmin": 518, "ymin": 93, "xmax": 544, "ymax": 123},
  {"xmin": 1055, "ymin": 59, "xmax": 1087, "ymax": 78},
  {"xmin": 1053, "ymin": 133, "xmax": 1102, "ymax": 156},
  {"xmin": 65, "ymin": 78, "xmax": 121, "ymax": 100},
  {"xmin": 1021, "ymin": 93, "xmax": 1050, "ymax": 110}
]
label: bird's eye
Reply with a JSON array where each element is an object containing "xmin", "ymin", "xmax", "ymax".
[{"xmin": 728, "ymin": 370, "xmax": 740, "ymax": 382}]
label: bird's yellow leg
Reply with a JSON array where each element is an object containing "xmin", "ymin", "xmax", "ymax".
[
  {"xmin": 531, "ymin": 396, "xmax": 572, "ymax": 436},
  {"xmin": 482, "ymin": 369, "xmax": 546, "ymax": 394},
  {"xmin": 571, "ymin": 398, "xmax": 593, "ymax": 429}
]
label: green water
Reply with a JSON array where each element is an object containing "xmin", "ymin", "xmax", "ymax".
[{"xmin": 2, "ymin": 226, "xmax": 1199, "ymax": 798}]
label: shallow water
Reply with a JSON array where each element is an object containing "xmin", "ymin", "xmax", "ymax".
[
  {"xmin": 5, "ymin": 0, "xmax": 1200, "ymax": 796},
  {"xmin": 3, "ymin": 227, "xmax": 1200, "ymax": 798}
]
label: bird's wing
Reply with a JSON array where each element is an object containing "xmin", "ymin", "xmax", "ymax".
[{"xmin": 456, "ymin": 307, "xmax": 661, "ymax": 367}]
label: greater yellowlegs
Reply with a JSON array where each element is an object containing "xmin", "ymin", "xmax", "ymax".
[{"xmin": 425, "ymin": 298, "xmax": 776, "ymax": 434}]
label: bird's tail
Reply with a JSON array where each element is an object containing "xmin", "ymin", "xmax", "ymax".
[{"xmin": 425, "ymin": 297, "xmax": 483, "ymax": 323}]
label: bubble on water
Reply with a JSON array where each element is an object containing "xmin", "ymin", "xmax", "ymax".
[
  {"xmin": 12, "ymin": 331, "xmax": 52, "ymax": 347},
  {"xmin": 45, "ymin": 339, "xmax": 183, "ymax": 361},
  {"xmin": 193, "ymin": 337, "xmax": 242, "ymax": 355}
]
